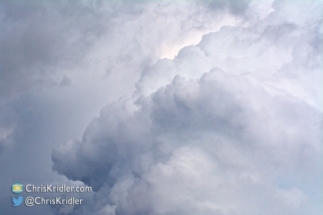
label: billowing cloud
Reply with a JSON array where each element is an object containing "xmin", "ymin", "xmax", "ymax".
[
  {"xmin": 0, "ymin": 0, "xmax": 252, "ymax": 153},
  {"xmin": 52, "ymin": 0, "xmax": 323, "ymax": 215},
  {"xmin": 1, "ymin": 1, "xmax": 270, "ymax": 215}
]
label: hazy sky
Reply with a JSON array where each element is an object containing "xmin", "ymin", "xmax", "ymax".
[{"xmin": 0, "ymin": 0, "xmax": 322, "ymax": 215}]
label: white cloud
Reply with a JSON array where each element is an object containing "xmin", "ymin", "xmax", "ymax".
[
  {"xmin": 1, "ymin": 1, "xmax": 259, "ymax": 214},
  {"xmin": 1, "ymin": 0, "xmax": 322, "ymax": 215},
  {"xmin": 52, "ymin": 1, "xmax": 323, "ymax": 214},
  {"xmin": 54, "ymin": 64, "xmax": 322, "ymax": 214}
]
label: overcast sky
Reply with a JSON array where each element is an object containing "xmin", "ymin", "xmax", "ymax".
[{"xmin": 0, "ymin": 0, "xmax": 322, "ymax": 215}]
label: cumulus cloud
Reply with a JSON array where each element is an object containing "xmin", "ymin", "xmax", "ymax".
[
  {"xmin": 2, "ymin": 1, "xmax": 267, "ymax": 214},
  {"xmin": 52, "ymin": 0, "xmax": 323, "ymax": 215},
  {"xmin": 0, "ymin": 0, "xmax": 252, "ymax": 154}
]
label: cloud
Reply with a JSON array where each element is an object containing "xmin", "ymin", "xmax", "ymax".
[
  {"xmin": 0, "ymin": 0, "xmax": 250, "ymax": 154},
  {"xmin": 1, "ymin": 0, "xmax": 321, "ymax": 214},
  {"xmin": 1, "ymin": 1, "xmax": 266, "ymax": 214},
  {"xmin": 53, "ymin": 71, "xmax": 321, "ymax": 215},
  {"xmin": 52, "ymin": 1, "xmax": 323, "ymax": 215}
]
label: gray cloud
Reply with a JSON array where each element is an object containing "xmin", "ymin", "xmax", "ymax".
[
  {"xmin": 1, "ymin": 1, "xmax": 265, "ymax": 214},
  {"xmin": 52, "ymin": 1, "xmax": 323, "ymax": 215},
  {"xmin": 0, "ymin": 0, "xmax": 234, "ymax": 154},
  {"xmin": 53, "ymin": 71, "xmax": 321, "ymax": 215}
]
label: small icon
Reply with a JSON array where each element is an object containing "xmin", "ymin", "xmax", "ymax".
[
  {"xmin": 12, "ymin": 196, "xmax": 23, "ymax": 207},
  {"xmin": 12, "ymin": 183, "xmax": 23, "ymax": 194}
]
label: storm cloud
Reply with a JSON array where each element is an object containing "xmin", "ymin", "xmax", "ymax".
[
  {"xmin": 51, "ymin": 0, "xmax": 323, "ymax": 215},
  {"xmin": 1, "ymin": 1, "xmax": 266, "ymax": 214},
  {"xmin": 0, "ymin": 0, "xmax": 321, "ymax": 214}
]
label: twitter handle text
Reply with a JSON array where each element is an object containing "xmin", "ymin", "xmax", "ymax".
[{"xmin": 25, "ymin": 196, "xmax": 83, "ymax": 206}]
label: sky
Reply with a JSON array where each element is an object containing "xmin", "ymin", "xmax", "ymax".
[{"xmin": 0, "ymin": 0, "xmax": 322, "ymax": 215}]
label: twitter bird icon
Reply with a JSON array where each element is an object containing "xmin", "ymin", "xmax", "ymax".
[{"xmin": 12, "ymin": 196, "xmax": 23, "ymax": 207}]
